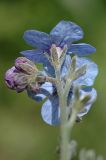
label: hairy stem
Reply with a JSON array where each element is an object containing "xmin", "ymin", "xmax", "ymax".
[
  {"xmin": 36, "ymin": 75, "xmax": 56, "ymax": 84},
  {"xmin": 55, "ymin": 69, "xmax": 71, "ymax": 160},
  {"xmin": 55, "ymin": 68, "xmax": 79, "ymax": 160}
]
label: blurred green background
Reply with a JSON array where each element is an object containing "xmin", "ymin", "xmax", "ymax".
[{"xmin": 0, "ymin": 0, "xmax": 106, "ymax": 159}]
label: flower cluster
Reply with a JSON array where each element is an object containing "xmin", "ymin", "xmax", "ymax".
[
  {"xmin": 5, "ymin": 20, "xmax": 98, "ymax": 126},
  {"xmin": 5, "ymin": 57, "xmax": 39, "ymax": 92}
]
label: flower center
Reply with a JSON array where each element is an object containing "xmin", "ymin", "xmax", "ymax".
[{"xmin": 55, "ymin": 47, "xmax": 63, "ymax": 59}]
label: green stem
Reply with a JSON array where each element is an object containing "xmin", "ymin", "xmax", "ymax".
[
  {"xmin": 36, "ymin": 75, "xmax": 56, "ymax": 84},
  {"xmin": 55, "ymin": 68, "xmax": 79, "ymax": 160},
  {"xmin": 55, "ymin": 69, "xmax": 70, "ymax": 160}
]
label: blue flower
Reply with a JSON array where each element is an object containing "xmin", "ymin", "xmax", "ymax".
[
  {"xmin": 41, "ymin": 87, "xmax": 97, "ymax": 125},
  {"xmin": 28, "ymin": 56, "xmax": 98, "ymax": 125},
  {"xmin": 21, "ymin": 20, "xmax": 96, "ymax": 65},
  {"xmin": 20, "ymin": 20, "xmax": 98, "ymax": 125}
]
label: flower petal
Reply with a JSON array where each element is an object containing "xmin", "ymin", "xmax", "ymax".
[
  {"xmin": 78, "ymin": 88, "xmax": 97, "ymax": 117},
  {"xmin": 41, "ymin": 95, "xmax": 60, "ymax": 125},
  {"xmin": 68, "ymin": 43, "xmax": 96, "ymax": 56},
  {"xmin": 61, "ymin": 55, "xmax": 71, "ymax": 77},
  {"xmin": 50, "ymin": 35, "xmax": 64, "ymax": 46},
  {"xmin": 74, "ymin": 57, "xmax": 98, "ymax": 86},
  {"xmin": 50, "ymin": 20, "xmax": 83, "ymax": 46},
  {"xmin": 40, "ymin": 82, "xmax": 54, "ymax": 94},
  {"xmin": 44, "ymin": 61, "xmax": 55, "ymax": 77},
  {"xmin": 23, "ymin": 30, "xmax": 51, "ymax": 49},
  {"xmin": 27, "ymin": 91, "xmax": 46, "ymax": 102},
  {"xmin": 44, "ymin": 55, "xmax": 72, "ymax": 78},
  {"xmin": 27, "ymin": 82, "xmax": 53, "ymax": 102},
  {"xmin": 20, "ymin": 49, "xmax": 48, "ymax": 64}
]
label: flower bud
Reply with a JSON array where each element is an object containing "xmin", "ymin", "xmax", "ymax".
[
  {"xmin": 15, "ymin": 57, "xmax": 38, "ymax": 75},
  {"xmin": 50, "ymin": 44, "xmax": 67, "ymax": 69},
  {"xmin": 51, "ymin": 44, "xmax": 63, "ymax": 59},
  {"xmin": 5, "ymin": 66, "xmax": 28, "ymax": 92},
  {"xmin": 50, "ymin": 44, "xmax": 63, "ymax": 63},
  {"xmin": 13, "ymin": 73, "xmax": 29, "ymax": 92},
  {"xmin": 5, "ymin": 67, "xmax": 18, "ymax": 89}
]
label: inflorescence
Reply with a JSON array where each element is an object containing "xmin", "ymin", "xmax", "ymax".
[{"xmin": 5, "ymin": 20, "xmax": 98, "ymax": 126}]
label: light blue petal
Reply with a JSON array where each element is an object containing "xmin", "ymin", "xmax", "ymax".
[
  {"xmin": 27, "ymin": 89, "xmax": 46, "ymax": 102},
  {"xmin": 20, "ymin": 49, "xmax": 48, "ymax": 64},
  {"xmin": 40, "ymin": 82, "xmax": 54, "ymax": 95},
  {"xmin": 61, "ymin": 55, "xmax": 71, "ymax": 77},
  {"xmin": 44, "ymin": 61, "xmax": 55, "ymax": 77},
  {"xmin": 27, "ymin": 82, "xmax": 53, "ymax": 102},
  {"xmin": 34, "ymin": 94, "xmax": 46, "ymax": 101},
  {"xmin": 78, "ymin": 88, "xmax": 97, "ymax": 117},
  {"xmin": 50, "ymin": 20, "xmax": 83, "ymax": 46},
  {"xmin": 41, "ymin": 96, "xmax": 60, "ymax": 125},
  {"xmin": 23, "ymin": 30, "xmax": 51, "ymax": 49},
  {"xmin": 50, "ymin": 35, "xmax": 63, "ymax": 46},
  {"xmin": 68, "ymin": 43, "xmax": 96, "ymax": 56},
  {"xmin": 74, "ymin": 57, "xmax": 98, "ymax": 86},
  {"xmin": 29, "ymin": 93, "xmax": 46, "ymax": 102}
]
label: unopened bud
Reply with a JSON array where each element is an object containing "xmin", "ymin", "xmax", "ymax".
[
  {"xmin": 14, "ymin": 73, "xmax": 29, "ymax": 92},
  {"xmin": 50, "ymin": 44, "xmax": 63, "ymax": 60},
  {"xmin": 50, "ymin": 44, "xmax": 66, "ymax": 68},
  {"xmin": 15, "ymin": 57, "xmax": 38, "ymax": 75},
  {"xmin": 5, "ymin": 66, "xmax": 29, "ymax": 92},
  {"xmin": 5, "ymin": 67, "xmax": 18, "ymax": 89}
]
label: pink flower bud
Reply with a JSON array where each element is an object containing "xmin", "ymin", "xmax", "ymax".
[
  {"xmin": 5, "ymin": 66, "xmax": 28, "ymax": 92},
  {"xmin": 15, "ymin": 57, "xmax": 38, "ymax": 75}
]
